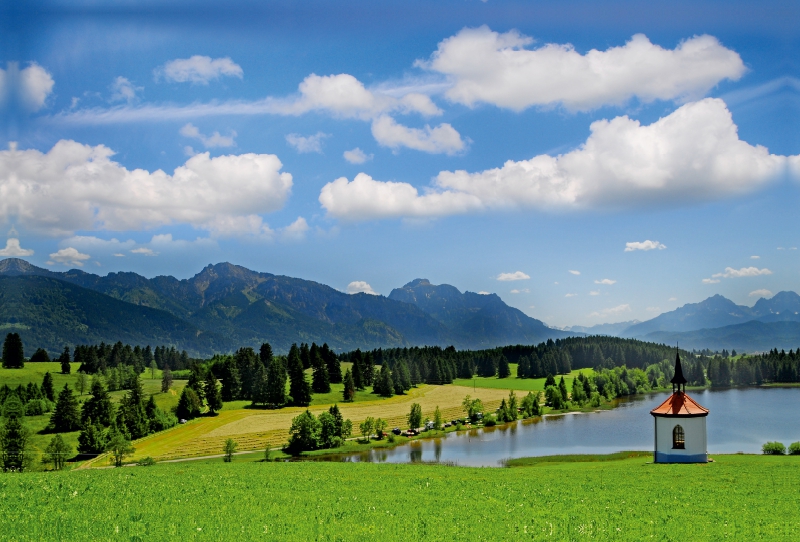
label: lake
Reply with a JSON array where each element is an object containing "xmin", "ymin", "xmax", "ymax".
[{"xmin": 321, "ymin": 387, "xmax": 800, "ymax": 467}]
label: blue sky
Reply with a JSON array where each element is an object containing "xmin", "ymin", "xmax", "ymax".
[{"xmin": 1, "ymin": 0, "xmax": 798, "ymax": 328}]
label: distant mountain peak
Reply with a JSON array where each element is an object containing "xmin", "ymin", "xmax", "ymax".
[{"xmin": 403, "ymin": 278, "xmax": 431, "ymax": 288}]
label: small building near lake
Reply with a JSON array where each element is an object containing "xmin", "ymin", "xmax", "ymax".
[{"xmin": 650, "ymin": 352, "xmax": 709, "ymax": 463}]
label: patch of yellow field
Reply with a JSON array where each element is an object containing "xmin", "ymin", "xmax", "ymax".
[{"xmin": 131, "ymin": 384, "xmax": 527, "ymax": 461}]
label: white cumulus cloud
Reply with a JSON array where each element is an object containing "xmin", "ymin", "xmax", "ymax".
[
  {"xmin": 589, "ymin": 291, "xmax": 600, "ymax": 296},
  {"xmin": 319, "ymin": 99, "xmax": 786, "ymax": 221},
  {"xmin": 568, "ymin": 270, "xmax": 580, "ymax": 275},
  {"xmin": 702, "ymin": 278, "xmax": 720, "ymax": 284},
  {"xmin": 180, "ymin": 123, "xmax": 237, "ymax": 148},
  {"xmin": 47, "ymin": 247, "xmax": 90, "ymax": 266},
  {"xmin": 510, "ymin": 288, "xmax": 530, "ymax": 294},
  {"xmin": 1, "ymin": 140, "xmax": 292, "ymax": 236},
  {"xmin": 319, "ymin": 172, "xmax": 481, "ymax": 221},
  {"xmin": 109, "ymin": 76, "xmax": 142, "ymax": 104},
  {"xmin": 420, "ymin": 27, "xmax": 746, "ymax": 111},
  {"xmin": 625, "ymin": 240, "xmax": 667, "ymax": 252},
  {"xmin": 343, "ymin": 148, "xmax": 373, "ymax": 164},
  {"xmin": 156, "ymin": 56, "xmax": 243, "ymax": 84},
  {"xmin": 0, "ymin": 238, "xmax": 34, "ymax": 257},
  {"xmin": 286, "ymin": 132, "xmax": 328, "ymax": 154},
  {"xmin": 371, "ymin": 115, "xmax": 465, "ymax": 155},
  {"xmin": 750, "ymin": 255, "xmax": 760, "ymax": 259},
  {"xmin": 280, "ymin": 217, "xmax": 309, "ymax": 242},
  {"xmin": 749, "ymin": 289, "xmax": 773, "ymax": 298},
  {"xmin": 0, "ymin": 63, "xmax": 55, "ymax": 111},
  {"xmin": 347, "ymin": 281, "xmax": 378, "ymax": 295},
  {"xmin": 131, "ymin": 247, "xmax": 158, "ymax": 256},
  {"xmin": 594, "ymin": 278, "xmax": 617, "ymax": 285},
  {"xmin": 497, "ymin": 271, "xmax": 530, "ymax": 281},
  {"xmin": 565, "ymin": 293, "xmax": 578, "ymax": 298},
  {"xmin": 712, "ymin": 266, "xmax": 773, "ymax": 279}
]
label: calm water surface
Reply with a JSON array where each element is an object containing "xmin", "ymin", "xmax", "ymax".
[{"xmin": 321, "ymin": 387, "xmax": 800, "ymax": 467}]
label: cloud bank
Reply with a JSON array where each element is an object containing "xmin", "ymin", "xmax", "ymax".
[
  {"xmin": 320, "ymin": 99, "xmax": 786, "ymax": 221},
  {"xmin": 421, "ymin": 27, "xmax": 746, "ymax": 111},
  {"xmin": 1, "ymin": 140, "xmax": 292, "ymax": 236}
]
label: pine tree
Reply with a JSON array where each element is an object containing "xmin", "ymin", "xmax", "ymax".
[
  {"xmin": 43, "ymin": 434, "xmax": 72, "ymax": 470},
  {"xmin": 0, "ymin": 395, "xmax": 28, "ymax": 471},
  {"xmin": 558, "ymin": 376, "xmax": 569, "ymax": 404},
  {"xmin": 186, "ymin": 363, "xmax": 206, "ymax": 403},
  {"xmin": 77, "ymin": 423, "xmax": 107, "ymax": 454},
  {"xmin": 265, "ymin": 356, "xmax": 287, "ymax": 407},
  {"xmin": 81, "ymin": 379, "xmax": 114, "ymax": 427},
  {"xmin": 300, "ymin": 343, "xmax": 311, "ymax": 370},
  {"xmin": 205, "ymin": 370, "xmax": 223, "ymax": 413},
  {"xmin": 219, "ymin": 358, "xmax": 240, "ymax": 401},
  {"xmin": 50, "ymin": 384, "xmax": 81, "ymax": 432},
  {"xmin": 161, "ymin": 367, "xmax": 173, "ymax": 393},
  {"xmin": 2, "ymin": 333, "xmax": 24, "ymax": 368},
  {"xmin": 375, "ymin": 364, "xmax": 394, "ymax": 397},
  {"xmin": 118, "ymin": 378, "xmax": 149, "ymax": 439},
  {"xmin": 176, "ymin": 387, "xmax": 202, "ymax": 420},
  {"xmin": 59, "ymin": 347, "xmax": 71, "ymax": 374},
  {"xmin": 288, "ymin": 345, "xmax": 312, "ymax": 406},
  {"xmin": 351, "ymin": 350, "xmax": 364, "ymax": 389},
  {"xmin": 41, "ymin": 372, "xmax": 55, "ymax": 402},
  {"xmin": 259, "ymin": 342, "xmax": 273, "ymax": 369},
  {"xmin": 322, "ymin": 343, "xmax": 342, "ymax": 383},
  {"xmin": 30, "ymin": 348, "xmax": 50, "ymax": 363},
  {"xmin": 311, "ymin": 351, "xmax": 331, "ymax": 394},
  {"xmin": 250, "ymin": 362, "xmax": 269, "ymax": 407},
  {"xmin": 342, "ymin": 368, "xmax": 355, "ymax": 402},
  {"xmin": 235, "ymin": 348, "xmax": 258, "ymax": 400},
  {"xmin": 498, "ymin": 355, "xmax": 511, "ymax": 379}
]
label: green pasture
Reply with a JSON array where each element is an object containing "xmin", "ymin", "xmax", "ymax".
[
  {"xmin": 1, "ymin": 454, "xmax": 798, "ymax": 540},
  {"xmin": 453, "ymin": 367, "xmax": 594, "ymax": 392}
]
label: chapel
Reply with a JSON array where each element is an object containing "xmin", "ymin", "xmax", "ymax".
[{"xmin": 650, "ymin": 351, "xmax": 709, "ymax": 463}]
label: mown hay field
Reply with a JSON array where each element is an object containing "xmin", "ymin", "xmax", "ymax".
[
  {"xmin": 130, "ymin": 384, "xmax": 518, "ymax": 461},
  {"xmin": 3, "ymin": 455, "xmax": 799, "ymax": 540}
]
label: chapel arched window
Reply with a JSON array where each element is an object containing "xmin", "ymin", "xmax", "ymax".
[{"xmin": 673, "ymin": 425, "xmax": 685, "ymax": 449}]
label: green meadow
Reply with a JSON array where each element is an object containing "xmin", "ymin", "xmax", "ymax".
[{"xmin": 1, "ymin": 454, "xmax": 798, "ymax": 540}]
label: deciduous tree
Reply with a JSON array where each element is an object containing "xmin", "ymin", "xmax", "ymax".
[{"xmin": 43, "ymin": 434, "xmax": 72, "ymax": 470}]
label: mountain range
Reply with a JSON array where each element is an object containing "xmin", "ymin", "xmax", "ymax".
[
  {"xmin": 0, "ymin": 258, "xmax": 568, "ymax": 355},
  {"xmin": 591, "ymin": 292, "xmax": 800, "ymax": 352}
]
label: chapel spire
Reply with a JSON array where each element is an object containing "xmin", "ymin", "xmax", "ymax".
[{"xmin": 670, "ymin": 347, "xmax": 687, "ymax": 392}]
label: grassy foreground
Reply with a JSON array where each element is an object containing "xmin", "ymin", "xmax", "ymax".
[{"xmin": 3, "ymin": 455, "xmax": 799, "ymax": 540}]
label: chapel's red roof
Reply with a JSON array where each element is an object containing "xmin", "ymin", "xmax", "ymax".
[{"xmin": 650, "ymin": 391, "xmax": 709, "ymax": 417}]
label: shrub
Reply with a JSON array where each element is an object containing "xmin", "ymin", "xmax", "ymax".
[
  {"xmin": 137, "ymin": 456, "xmax": 156, "ymax": 466},
  {"xmin": 762, "ymin": 442, "xmax": 786, "ymax": 455},
  {"xmin": 484, "ymin": 418, "xmax": 496, "ymax": 427},
  {"xmin": 788, "ymin": 442, "xmax": 800, "ymax": 455}
]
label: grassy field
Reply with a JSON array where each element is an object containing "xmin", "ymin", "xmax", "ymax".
[
  {"xmin": 0, "ymin": 364, "xmax": 186, "ymax": 470},
  {"xmin": 2, "ymin": 454, "xmax": 798, "ymax": 540},
  {"xmin": 128, "ymin": 384, "xmax": 517, "ymax": 461},
  {"xmin": 453, "ymin": 367, "xmax": 594, "ymax": 392},
  {"xmin": 1, "ymin": 363, "xmax": 595, "ymax": 466}
]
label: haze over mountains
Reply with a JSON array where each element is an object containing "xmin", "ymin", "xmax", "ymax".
[
  {"xmin": 584, "ymin": 291, "xmax": 800, "ymax": 351},
  {"xmin": 0, "ymin": 258, "xmax": 568, "ymax": 355}
]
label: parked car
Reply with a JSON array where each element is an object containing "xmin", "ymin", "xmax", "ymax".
[
  {"xmin": 392, "ymin": 427, "xmax": 402, "ymax": 435},
  {"xmin": 425, "ymin": 420, "xmax": 435, "ymax": 430}
]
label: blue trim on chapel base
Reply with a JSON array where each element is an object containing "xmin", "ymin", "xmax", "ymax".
[{"xmin": 654, "ymin": 451, "xmax": 707, "ymax": 463}]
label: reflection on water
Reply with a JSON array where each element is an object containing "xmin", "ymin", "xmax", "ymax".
[{"xmin": 308, "ymin": 387, "xmax": 800, "ymax": 467}]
